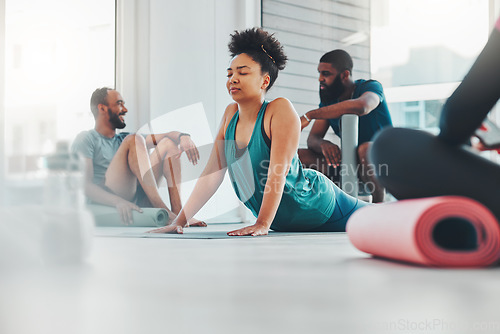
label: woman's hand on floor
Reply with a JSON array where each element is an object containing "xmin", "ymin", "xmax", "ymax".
[
  {"xmin": 227, "ymin": 223, "xmax": 269, "ymax": 236},
  {"xmin": 148, "ymin": 224, "xmax": 184, "ymax": 234}
]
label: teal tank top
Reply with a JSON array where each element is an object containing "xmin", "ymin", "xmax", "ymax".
[{"xmin": 224, "ymin": 101, "xmax": 336, "ymax": 231}]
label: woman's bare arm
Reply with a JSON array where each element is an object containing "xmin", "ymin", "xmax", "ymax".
[{"xmin": 149, "ymin": 104, "xmax": 238, "ymax": 233}]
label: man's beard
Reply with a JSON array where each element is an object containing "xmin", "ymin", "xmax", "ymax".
[
  {"xmin": 320, "ymin": 74, "xmax": 345, "ymax": 105},
  {"xmin": 108, "ymin": 109, "xmax": 126, "ymax": 129}
]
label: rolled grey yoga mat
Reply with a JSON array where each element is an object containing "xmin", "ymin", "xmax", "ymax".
[
  {"xmin": 87, "ymin": 204, "xmax": 169, "ymax": 227},
  {"xmin": 340, "ymin": 114, "xmax": 359, "ymax": 197}
]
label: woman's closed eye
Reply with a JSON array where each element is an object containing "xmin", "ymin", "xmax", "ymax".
[{"xmin": 227, "ymin": 72, "xmax": 248, "ymax": 78}]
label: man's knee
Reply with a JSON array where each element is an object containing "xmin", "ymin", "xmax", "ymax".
[
  {"xmin": 157, "ymin": 137, "xmax": 181, "ymax": 156},
  {"xmin": 357, "ymin": 142, "xmax": 371, "ymax": 162},
  {"xmin": 123, "ymin": 133, "xmax": 146, "ymax": 147}
]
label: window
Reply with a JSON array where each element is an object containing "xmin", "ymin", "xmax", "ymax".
[
  {"xmin": 4, "ymin": 0, "xmax": 116, "ymax": 177},
  {"xmin": 387, "ymin": 99, "xmax": 445, "ymax": 133},
  {"xmin": 371, "ymin": 0, "xmax": 491, "ymax": 132}
]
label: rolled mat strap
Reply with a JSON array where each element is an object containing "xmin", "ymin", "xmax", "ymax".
[
  {"xmin": 87, "ymin": 204, "xmax": 170, "ymax": 227},
  {"xmin": 346, "ymin": 196, "xmax": 500, "ymax": 267}
]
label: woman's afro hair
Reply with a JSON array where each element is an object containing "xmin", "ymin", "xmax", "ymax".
[{"xmin": 228, "ymin": 28, "xmax": 287, "ymax": 90}]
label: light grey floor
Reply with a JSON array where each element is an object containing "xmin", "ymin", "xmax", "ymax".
[{"xmin": 2, "ymin": 223, "xmax": 500, "ymax": 334}]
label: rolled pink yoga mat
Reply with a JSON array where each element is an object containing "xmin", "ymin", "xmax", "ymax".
[{"xmin": 347, "ymin": 196, "xmax": 500, "ymax": 267}]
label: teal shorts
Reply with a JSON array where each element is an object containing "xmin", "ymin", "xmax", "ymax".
[{"xmin": 310, "ymin": 185, "xmax": 370, "ymax": 232}]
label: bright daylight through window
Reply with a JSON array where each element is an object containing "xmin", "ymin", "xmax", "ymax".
[
  {"xmin": 370, "ymin": 0, "xmax": 491, "ymax": 133},
  {"xmin": 4, "ymin": 0, "xmax": 115, "ymax": 179}
]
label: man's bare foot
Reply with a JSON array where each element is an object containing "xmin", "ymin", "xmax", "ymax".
[{"xmin": 186, "ymin": 218, "xmax": 207, "ymax": 227}]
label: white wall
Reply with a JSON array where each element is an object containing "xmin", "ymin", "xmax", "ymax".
[
  {"xmin": 116, "ymin": 0, "xmax": 261, "ymax": 220},
  {"xmin": 0, "ymin": 0, "xmax": 5, "ymax": 205}
]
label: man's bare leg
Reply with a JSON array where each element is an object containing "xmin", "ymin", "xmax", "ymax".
[
  {"xmin": 150, "ymin": 137, "xmax": 206, "ymax": 227},
  {"xmin": 105, "ymin": 134, "xmax": 169, "ymax": 209},
  {"xmin": 357, "ymin": 142, "xmax": 385, "ymax": 203},
  {"xmin": 150, "ymin": 137, "xmax": 183, "ymax": 213}
]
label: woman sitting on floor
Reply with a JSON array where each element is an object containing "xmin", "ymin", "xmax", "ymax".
[{"xmin": 151, "ymin": 28, "xmax": 367, "ymax": 236}]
